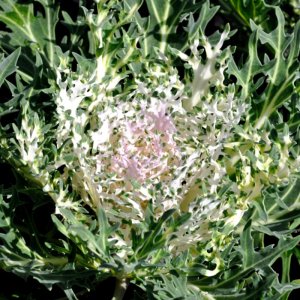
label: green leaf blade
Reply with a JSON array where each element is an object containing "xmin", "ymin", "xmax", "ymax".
[{"xmin": 0, "ymin": 48, "xmax": 20, "ymax": 87}]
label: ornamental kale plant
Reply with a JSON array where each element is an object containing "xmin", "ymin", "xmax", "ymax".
[{"xmin": 0, "ymin": 0, "xmax": 299, "ymax": 299}]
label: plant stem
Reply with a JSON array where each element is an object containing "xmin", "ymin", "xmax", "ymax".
[{"xmin": 112, "ymin": 278, "xmax": 129, "ymax": 300}]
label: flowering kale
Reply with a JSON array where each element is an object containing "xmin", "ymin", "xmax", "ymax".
[{"xmin": 0, "ymin": 0, "xmax": 299, "ymax": 299}]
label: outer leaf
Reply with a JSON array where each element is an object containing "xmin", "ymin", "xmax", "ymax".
[
  {"xmin": 0, "ymin": 48, "xmax": 20, "ymax": 87},
  {"xmin": 145, "ymin": 0, "xmax": 188, "ymax": 54},
  {"xmin": 212, "ymin": 274, "xmax": 276, "ymax": 300},
  {"xmin": 150, "ymin": 274, "xmax": 201, "ymax": 300},
  {"xmin": 193, "ymin": 235, "xmax": 300, "ymax": 291},
  {"xmin": 135, "ymin": 209, "xmax": 176, "ymax": 259},
  {"xmin": 13, "ymin": 267, "xmax": 98, "ymax": 290},
  {"xmin": 227, "ymin": 31, "xmax": 263, "ymax": 100},
  {"xmin": 134, "ymin": 0, "xmax": 216, "ymax": 56},
  {"xmin": 227, "ymin": 7, "xmax": 300, "ymax": 129},
  {"xmin": 253, "ymin": 10, "xmax": 300, "ymax": 128},
  {"xmin": 252, "ymin": 177, "xmax": 300, "ymax": 231},
  {"xmin": 218, "ymin": 0, "xmax": 273, "ymax": 28},
  {"xmin": 35, "ymin": 0, "xmax": 59, "ymax": 68},
  {"xmin": 240, "ymin": 220, "xmax": 254, "ymax": 268},
  {"xmin": 0, "ymin": 0, "xmax": 59, "ymax": 68}
]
